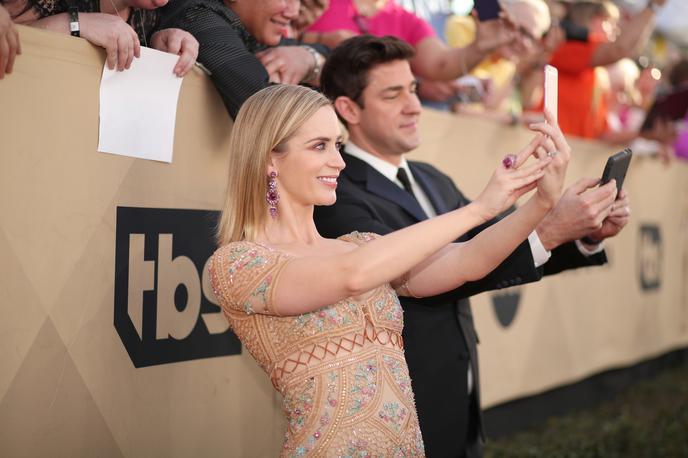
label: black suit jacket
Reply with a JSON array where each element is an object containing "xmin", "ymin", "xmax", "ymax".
[{"xmin": 314, "ymin": 152, "xmax": 607, "ymax": 457}]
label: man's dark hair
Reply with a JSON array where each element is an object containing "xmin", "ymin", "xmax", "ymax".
[{"xmin": 320, "ymin": 35, "xmax": 415, "ymax": 108}]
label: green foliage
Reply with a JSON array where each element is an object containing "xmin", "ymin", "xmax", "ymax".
[{"xmin": 485, "ymin": 364, "xmax": 688, "ymax": 458}]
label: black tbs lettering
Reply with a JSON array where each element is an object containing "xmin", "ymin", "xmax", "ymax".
[{"xmin": 114, "ymin": 207, "xmax": 241, "ymax": 368}]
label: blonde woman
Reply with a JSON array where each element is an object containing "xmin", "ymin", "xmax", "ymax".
[{"xmin": 209, "ymin": 84, "xmax": 569, "ymax": 456}]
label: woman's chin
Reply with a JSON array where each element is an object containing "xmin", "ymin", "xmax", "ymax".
[
  {"xmin": 315, "ymin": 195, "xmax": 338, "ymax": 207},
  {"xmin": 259, "ymin": 32, "xmax": 283, "ymax": 47}
]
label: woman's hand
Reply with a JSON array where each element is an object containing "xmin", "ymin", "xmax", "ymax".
[
  {"xmin": 528, "ymin": 109, "xmax": 571, "ymax": 208},
  {"xmin": 151, "ymin": 28, "xmax": 199, "ymax": 77},
  {"xmin": 473, "ymin": 134, "xmax": 552, "ymax": 221},
  {"xmin": 80, "ymin": 12, "xmax": 140, "ymax": 71},
  {"xmin": 0, "ymin": 4, "xmax": 21, "ymax": 79},
  {"xmin": 256, "ymin": 46, "xmax": 319, "ymax": 84}
]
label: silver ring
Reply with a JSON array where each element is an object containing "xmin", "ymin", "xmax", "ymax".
[{"xmin": 547, "ymin": 150, "xmax": 559, "ymax": 158}]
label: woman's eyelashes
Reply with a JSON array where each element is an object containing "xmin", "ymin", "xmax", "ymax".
[{"xmin": 311, "ymin": 140, "xmax": 343, "ymax": 152}]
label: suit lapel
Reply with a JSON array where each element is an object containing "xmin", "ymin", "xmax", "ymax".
[
  {"xmin": 409, "ymin": 162, "xmax": 449, "ymax": 215},
  {"xmin": 342, "ymin": 152, "xmax": 428, "ymax": 222}
]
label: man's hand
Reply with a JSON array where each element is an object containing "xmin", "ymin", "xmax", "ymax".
[
  {"xmin": 151, "ymin": 28, "xmax": 199, "ymax": 76},
  {"xmin": 0, "ymin": 4, "xmax": 21, "ymax": 79},
  {"xmin": 536, "ymin": 177, "xmax": 618, "ymax": 250},
  {"xmin": 585, "ymin": 189, "xmax": 631, "ymax": 243},
  {"xmin": 256, "ymin": 46, "xmax": 316, "ymax": 84}
]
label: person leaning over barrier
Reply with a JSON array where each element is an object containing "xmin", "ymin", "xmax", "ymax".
[
  {"xmin": 550, "ymin": 0, "xmax": 667, "ymax": 139},
  {"xmin": 2, "ymin": 0, "xmax": 198, "ymax": 75},
  {"xmin": 208, "ymin": 83, "xmax": 569, "ymax": 456},
  {"xmin": 156, "ymin": 0, "xmax": 328, "ymax": 119},
  {"xmin": 314, "ymin": 35, "xmax": 631, "ymax": 457}
]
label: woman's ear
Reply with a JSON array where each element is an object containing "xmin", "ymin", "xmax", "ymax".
[
  {"xmin": 266, "ymin": 158, "xmax": 277, "ymax": 178},
  {"xmin": 334, "ymin": 96, "xmax": 361, "ymax": 126}
]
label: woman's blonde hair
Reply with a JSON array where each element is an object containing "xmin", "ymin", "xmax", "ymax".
[{"xmin": 216, "ymin": 85, "xmax": 331, "ymax": 245}]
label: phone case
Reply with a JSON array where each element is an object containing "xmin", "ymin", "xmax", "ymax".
[
  {"xmin": 544, "ymin": 65, "xmax": 558, "ymax": 123},
  {"xmin": 601, "ymin": 148, "xmax": 633, "ymax": 194}
]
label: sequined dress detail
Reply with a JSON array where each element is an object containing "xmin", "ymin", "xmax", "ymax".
[{"xmin": 209, "ymin": 232, "xmax": 425, "ymax": 457}]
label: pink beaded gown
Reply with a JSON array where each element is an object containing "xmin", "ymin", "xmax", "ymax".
[{"xmin": 209, "ymin": 232, "xmax": 426, "ymax": 457}]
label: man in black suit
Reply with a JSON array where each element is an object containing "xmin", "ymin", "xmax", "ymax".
[{"xmin": 314, "ymin": 36, "xmax": 630, "ymax": 457}]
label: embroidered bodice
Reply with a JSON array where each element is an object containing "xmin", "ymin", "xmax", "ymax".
[{"xmin": 209, "ymin": 232, "xmax": 425, "ymax": 457}]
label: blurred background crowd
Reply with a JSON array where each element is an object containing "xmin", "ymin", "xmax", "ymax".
[{"xmin": 1, "ymin": 0, "xmax": 687, "ymax": 162}]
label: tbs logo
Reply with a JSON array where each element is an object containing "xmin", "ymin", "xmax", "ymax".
[
  {"xmin": 114, "ymin": 207, "xmax": 241, "ymax": 367},
  {"xmin": 637, "ymin": 224, "xmax": 662, "ymax": 291},
  {"xmin": 491, "ymin": 287, "xmax": 521, "ymax": 328}
]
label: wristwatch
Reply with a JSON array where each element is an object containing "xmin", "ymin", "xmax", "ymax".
[
  {"xmin": 68, "ymin": 6, "xmax": 80, "ymax": 37},
  {"xmin": 301, "ymin": 45, "xmax": 322, "ymax": 82}
]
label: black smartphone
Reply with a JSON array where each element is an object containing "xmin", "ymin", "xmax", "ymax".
[
  {"xmin": 601, "ymin": 148, "xmax": 633, "ymax": 196},
  {"xmin": 475, "ymin": 0, "xmax": 501, "ymax": 21}
]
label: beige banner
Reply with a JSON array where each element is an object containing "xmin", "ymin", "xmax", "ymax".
[{"xmin": 0, "ymin": 27, "xmax": 686, "ymax": 456}]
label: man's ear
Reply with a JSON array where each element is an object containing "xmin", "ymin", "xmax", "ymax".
[{"xmin": 334, "ymin": 96, "xmax": 362, "ymax": 126}]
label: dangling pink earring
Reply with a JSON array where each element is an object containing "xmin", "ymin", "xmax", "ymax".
[{"xmin": 266, "ymin": 171, "xmax": 279, "ymax": 219}]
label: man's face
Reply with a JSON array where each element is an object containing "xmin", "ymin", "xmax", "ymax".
[{"xmin": 352, "ymin": 60, "xmax": 422, "ymax": 160}]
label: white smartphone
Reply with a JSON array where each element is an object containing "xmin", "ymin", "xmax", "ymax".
[{"xmin": 544, "ymin": 65, "xmax": 558, "ymax": 123}]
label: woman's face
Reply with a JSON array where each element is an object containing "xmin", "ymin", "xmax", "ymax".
[
  {"xmin": 293, "ymin": 0, "xmax": 329, "ymax": 33},
  {"xmin": 269, "ymin": 106, "xmax": 345, "ymax": 209},
  {"xmin": 229, "ymin": 0, "xmax": 300, "ymax": 46}
]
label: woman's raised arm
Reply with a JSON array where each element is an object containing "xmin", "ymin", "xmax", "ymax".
[
  {"xmin": 399, "ymin": 111, "xmax": 571, "ymax": 298},
  {"xmin": 266, "ymin": 134, "xmax": 553, "ymax": 316}
]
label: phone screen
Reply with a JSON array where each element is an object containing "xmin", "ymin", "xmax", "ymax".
[
  {"xmin": 544, "ymin": 65, "xmax": 558, "ymax": 123},
  {"xmin": 475, "ymin": 0, "xmax": 501, "ymax": 21}
]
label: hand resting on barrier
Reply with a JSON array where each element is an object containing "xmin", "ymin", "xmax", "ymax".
[
  {"xmin": 151, "ymin": 28, "xmax": 199, "ymax": 77},
  {"xmin": 0, "ymin": 4, "xmax": 21, "ymax": 78}
]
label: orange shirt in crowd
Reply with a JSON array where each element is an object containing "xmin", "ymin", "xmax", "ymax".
[{"xmin": 549, "ymin": 38, "xmax": 608, "ymax": 139}]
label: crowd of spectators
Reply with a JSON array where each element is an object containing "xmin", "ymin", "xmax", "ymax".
[{"xmin": 1, "ymin": 0, "xmax": 687, "ymax": 162}]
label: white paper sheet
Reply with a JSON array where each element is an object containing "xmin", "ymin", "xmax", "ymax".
[{"xmin": 98, "ymin": 47, "xmax": 183, "ymax": 163}]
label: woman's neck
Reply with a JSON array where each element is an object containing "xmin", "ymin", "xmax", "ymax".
[{"xmin": 260, "ymin": 202, "xmax": 322, "ymax": 246}]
